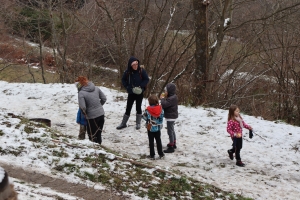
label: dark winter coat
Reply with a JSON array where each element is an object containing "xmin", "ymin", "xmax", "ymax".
[
  {"xmin": 76, "ymin": 108, "xmax": 87, "ymax": 126},
  {"xmin": 121, "ymin": 56, "xmax": 149, "ymax": 94},
  {"xmin": 78, "ymin": 82, "xmax": 107, "ymax": 119},
  {"xmin": 161, "ymin": 83, "xmax": 178, "ymax": 119}
]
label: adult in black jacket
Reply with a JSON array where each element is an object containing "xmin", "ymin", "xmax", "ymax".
[{"xmin": 116, "ymin": 56, "xmax": 149, "ymax": 130}]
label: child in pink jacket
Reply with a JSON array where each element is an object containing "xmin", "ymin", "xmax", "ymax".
[{"xmin": 227, "ymin": 105, "xmax": 252, "ymax": 167}]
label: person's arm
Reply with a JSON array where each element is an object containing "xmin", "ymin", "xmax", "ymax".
[
  {"xmin": 142, "ymin": 110, "xmax": 149, "ymax": 121},
  {"xmin": 78, "ymin": 92, "xmax": 86, "ymax": 113},
  {"xmin": 121, "ymin": 70, "xmax": 129, "ymax": 88},
  {"xmin": 140, "ymin": 69, "xmax": 149, "ymax": 88},
  {"xmin": 242, "ymin": 121, "xmax": 252, "ymax": 130},
  {"xmin": 98, "ymin": 88, "xmax": 107, "ymax": 105},
  {"xmin": 161, "ymin": 97, "xmax": 172, "ymax": 109},
  {"xmin": 158, "ymin": 109, "xmax": 164, "ymax": 124}
]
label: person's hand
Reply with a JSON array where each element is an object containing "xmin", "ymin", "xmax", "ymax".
[
  {"xmin": 248, "ymin": 126, "xmax": 252, "ymax": 130},
  {"xmin": 236, "ymin": 133, "xmax": 242, "ymax": 138},
  {"xmin": 160, "ymin": 93, "xmax": 165, "ymax": 99}
]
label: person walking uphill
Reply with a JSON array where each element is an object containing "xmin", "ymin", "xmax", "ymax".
[
  {"xmin": 160, "ymin": 83, "xmax": 178, "ymax": 153},
  {"xmin": 116, "ymin": 56, "xmax": 149, "ymax": 130},
  {"xmin": 76, "ymin": 76, "xmax": 107, "ymax": 144}
]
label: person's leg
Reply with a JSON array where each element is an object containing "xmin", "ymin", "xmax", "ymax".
[
  {"xmin": 235, "ymin": 138, "xmax": 243, "ymax": 161},
  {"xmin": 125, "ymin": 94, "xmax": 136, "ymax": 116},
  {"xmin": 235, "ymin": 147, "xmax": 241, "ymax": 161},
  {"xmin": 95, "ymin": 115, "xmax": 105, "ymax": 144},
  {"xmin": 88, "ymin": 118, "xmax": 100, "ymax": 143},
  {"xmin": 78, "ymin": 125, "xmax": 86, "ymax": 140},
  {"xmin": 228, "ymin": 138, "xmax": 236, "ymax": 160},
  {"xmin": 135, "ymin": 94, "xmax": 144, "ymax": 114},
  {"xmin": 148, "ymin": 131, "xmax": 155, "ymax": 157},
  {"xmin": 154, "ymin": 130, "xmax": 164, "ymax": 156},
  {"xmin": 86, "ymin": 120, "xmax": 94, "ymax": 141},
  {"xmin": 166, "ymin": 121, "xmax": 175, "ymax": 145}
]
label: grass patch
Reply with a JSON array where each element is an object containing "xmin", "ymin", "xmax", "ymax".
[
  {"xmin": 0, "ymin": 63, "xmax": 59, "ymax": 83},
  {"xmin": 27, "ymin": 137, "xmax": 42, "ymax": 143},
  {"xmin": 52, "ymin": 149, "xmax": 69, "ymax": 158}
]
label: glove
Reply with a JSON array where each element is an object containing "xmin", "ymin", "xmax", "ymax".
[{"xmin": 249, "ymin": 129, "xmax": 253, "ymax": 139}]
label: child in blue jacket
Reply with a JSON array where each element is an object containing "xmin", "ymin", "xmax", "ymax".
[
  {"xmin": 76, "ymin": 108, "xmax": 87, "ymax": 140},
  {"xmin": 76, "ymin": 82, "xmax": 87, "ymax": 140},
  {"xmin": 142, "ymin": 94, "xmax": 164, "ymax": 160}
]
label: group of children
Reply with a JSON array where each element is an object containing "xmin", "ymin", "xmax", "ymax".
[{"xmin": 76, "ymin": 81, "xmax": 253, "ymax": 167}]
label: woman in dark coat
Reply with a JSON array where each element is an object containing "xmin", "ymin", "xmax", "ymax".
[{"xmin": 116, "ymin": 56, "xmax": 149, "ymax": 130}]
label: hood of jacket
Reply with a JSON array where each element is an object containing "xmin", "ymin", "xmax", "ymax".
[
  {"xmin": 147, "ymin": 105, "xmax": 162, "ymax": 118},
  {"xmin": 80, "ymin": 82, "xmax": 95, "ymax": 92},
  {"xmin": 127, "ymin": 56, "xmax": 141, "ymax": 72},
  {"xmin": 166, "ymin": 83, "xmax": 176, "ymax": 96}
]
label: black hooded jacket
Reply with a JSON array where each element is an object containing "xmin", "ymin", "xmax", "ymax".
[
  {"xmin": 121, "ymin": 56, "xmax": 149, "ymax": 94},
  {"xmin": 161, "ymin": 83, "xmax": 178, "ymax": 119}
]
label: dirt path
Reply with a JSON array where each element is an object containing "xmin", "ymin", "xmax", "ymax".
[{"xmin": 0, "ymin": 162, "xmax": 129, "ymax": 200}]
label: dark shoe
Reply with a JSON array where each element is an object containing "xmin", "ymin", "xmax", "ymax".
[
  {"xmin": 163, "ymin": 146, "xmax": 174, "ymax": 153},
  {"xmin": 116, "ymin": 115, "xmax": 129, "ymax": 130},
  {"xmin": 158, "ymin": 153, "xmax": 165, "ymax": 159},
  {"xmin": 167, "ymin": 143, "xmax": 177, "ymax": 149},
  {"xmin": 227, "ymin": 150, "xmax": 233, "ymax": 160},
  {"xmin": 147, "ymin": 155, "xmax": 155, "ymax": 160},
  {"xmin": 78, "ymin": 135, "xmax": 85, "ymax": 140},
  {"xmin": 236, "ymin": 161, "xmax": 245, "ymax": 167}
]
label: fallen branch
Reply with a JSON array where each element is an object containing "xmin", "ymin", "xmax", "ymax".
[
  {"xmin": 114, "ymin": 156, "xmax": 175, "ymax": 175},
  {"xmin": 290, "ymin": 144, "xmax": 299, "ymax": 153},
  {"xmin": 253, "ymin": 131, "xmax": 267, "ymax": 141}
]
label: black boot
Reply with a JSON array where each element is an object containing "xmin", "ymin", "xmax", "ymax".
[
  {"xmin": 163, "ymin": 146, "xmax": 174, "ymax": 153},
  {"xmin": 116, "ymin": 114, "xmax": 129, "ymax": 130},
  {"xmin": 167, "ymin": 143, "xmax": 177, "ymax": 149},
  {"xmin": 236, "ymin": 160, "xmax": 245, "ymax": 167},
  {"xmin": 227, "ymin": 149, "xmax": 234, "ymax": 160}
]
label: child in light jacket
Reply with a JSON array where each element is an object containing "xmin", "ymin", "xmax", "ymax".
[
  {"xmin": 142, "ymin": 95, "xmax": 164, "ymax": 160},
  {"xmin": 227, "ymin": 105, "xmax": 252, "ymax": 167}
]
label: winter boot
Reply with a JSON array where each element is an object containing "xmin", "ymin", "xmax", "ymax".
[
  {"xmin": 158, "ymin": 153, "xmax": 165, "ymax": 159},
  {"xmin": 167, "ymin": 143, "xmax": 177, "ymax": 149},
  {"xmin": 136, "ymin": 114, "xmax": 142, "ymax": 130},
  {"xmin": 227, "ymin": 149, "xmax": 234, "ymax": 160},
  {"xmin": 236, "ymin": 160, "xmax": 245, "ymax": 167},
  {"xmin": 116, "ymin": 114, "xmax": 129, "ymax": 130},
  {"xmin": 163, "ymin": 146, "xmax": 174, "ymax": 153}
]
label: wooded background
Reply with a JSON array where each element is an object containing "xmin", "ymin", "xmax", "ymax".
[{"xmin": 0, "ymin": 0, "xmax": 300, "ymax": 126}]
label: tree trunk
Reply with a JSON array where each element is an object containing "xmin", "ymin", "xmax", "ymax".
[{"xmin": 193, "ymin": 0, "xmax": 209, "ymax": 105}]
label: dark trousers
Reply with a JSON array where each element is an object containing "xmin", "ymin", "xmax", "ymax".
[
  {"xmin": 87, "ymin": 115, "xmax": 105, "ymax": 144},
  {"xmin": 125, "ymin": 93, "xmax": 144, "ymax": 115},
  {"xmin": 147, "ymin": 130, "xmax": 163, "ymax": 157},
  {"xmin": 229, "ymin": 137, "xmax": 243, "ymax": 161}
]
